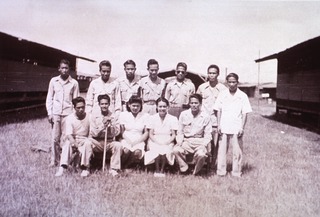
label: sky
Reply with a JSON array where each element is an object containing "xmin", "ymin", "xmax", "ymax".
[{"xmin": 1, "ymin": 0, "xmax": 320, "ymax": 83}]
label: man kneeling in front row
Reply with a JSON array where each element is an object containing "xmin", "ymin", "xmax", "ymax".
[
  {"xmin": 89, "ymin": 94, "xmax": 122, "ymax": 177},
  {"xmin": 173, "ymin": 94, "xmax": 212, "ymax": 175},
  {"xmin": 55, "ymin": 97, "xmax": 93, "ymax": 177}
]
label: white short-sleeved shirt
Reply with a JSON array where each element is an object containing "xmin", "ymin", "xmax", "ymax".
[
  {"xmin": 86, "ymin": 77, "xmax": 121, "ymax": 115},
  {"xmin": 119, "ymin": 111, "xmax": 149, "ymax": 135},
  {"xmin": 140, "ymin": 76, "xmax": 166, "ymax": 101},
  {"xmin": 117, "ymin": 76, "xmax": 141, "ymax": 104},
  {"xmin": 65, "ymin": 113, "xmax": 90, "ymax": 138},
  {"xmin": 214, "ymin": 88, "xmax": 252, "ymax": 134},
  {"xmin": 177, "ymin": 109, "xmax": 212, "ymax": 145},
  {"xmin": 146, "ymin": 113, "xmax": 179, "ymax": 135},
  {"xmin": 165, "ymin": 78, "xmax": 195, "ymax": 106}
]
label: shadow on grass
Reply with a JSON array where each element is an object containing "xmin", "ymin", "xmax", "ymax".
[
  {"xmin": 0, "ymin": 105, "xmax": 47, "ymax": 126},
  {"xmin": 226, "ymin": 163, "xmax": 254, "ymax": 175},
  {"xmin": 262, "ymin": 112, "xmax": 320, "ymax": 134}
]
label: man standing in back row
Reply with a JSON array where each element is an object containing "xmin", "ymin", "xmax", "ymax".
[
  {"xmin": 86, "ymin": 60, "xmax": 121, "ymax": 116},
  {"xmin": 197, "ymin": 64, "xmax": 227, "ymax": 169},
  {"xmin": 46, "ymin": 59, "xmax": 80, "ymax": 167},
  {"xmin": 140, "ymin": 59, "xmax": 166, "ymax": 115},
  {"xmin": 214, "ymin": 73, "xmax": 252, "ymax": 177},
  {"xmin": 117, "ymin": 59, "xmax": 141, "ymax": 111},
  {"xmin": 165, "ymin": 62, "xmax": 195, "ymax": 118}
]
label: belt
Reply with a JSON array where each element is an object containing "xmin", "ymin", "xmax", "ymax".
[
  {"xmin": 184, "ymin": 135, "xmax": 203, "ymax": 139},
  {"xmin": 144, "ymin": 100, "xmax": 156, "ymax": 105},
  {"xmin": 169, "ymin": 103, "xmax": 190, "ymax": 109}
]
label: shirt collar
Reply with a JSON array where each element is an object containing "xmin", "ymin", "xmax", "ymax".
[
  {"xmin": 56, "ymin": 75, "xmax": 72, "ymax": 83},
  {"xmin": 146, "ymin": 76, "xmax": 161, "ymax": 85}
]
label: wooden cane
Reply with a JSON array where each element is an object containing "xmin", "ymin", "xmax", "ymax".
[{"xmin": 102, "ymin": 122, "xmax": 109, "ymax": 172}]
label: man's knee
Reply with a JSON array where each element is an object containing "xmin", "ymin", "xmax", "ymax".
[{"xmin": 113, "ymin": 141, "xmax": 122, "ymax": 149}]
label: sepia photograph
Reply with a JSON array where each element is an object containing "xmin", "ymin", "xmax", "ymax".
[{"xmin": 0, "ymin": 0, "xmax": 319, "ymax": 216}]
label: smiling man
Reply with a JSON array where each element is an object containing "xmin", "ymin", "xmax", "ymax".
[{"xmin": 173, "ymin": 93, "xmax": 212, "ymax": 175}]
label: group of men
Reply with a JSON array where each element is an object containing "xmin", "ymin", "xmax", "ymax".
[{"xmin": 45, "ymin": 58, "xmax": 252, "ymax": 177}]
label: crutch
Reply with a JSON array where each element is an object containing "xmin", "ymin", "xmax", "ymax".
[{"xmin": 102, "ymin": 122, "xmax": 110, "ymax": 172}]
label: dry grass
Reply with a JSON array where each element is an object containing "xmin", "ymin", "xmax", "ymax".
[{"xmin": 0, "ymin": 99, "xmax": 319, "ymax": 217}]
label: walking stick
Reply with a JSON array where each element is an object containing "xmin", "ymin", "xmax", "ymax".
[{"xmin": 102, "ymin": 121, "xmax": 111, "ymax": 172}]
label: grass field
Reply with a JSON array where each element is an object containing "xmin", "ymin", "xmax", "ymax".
[{"xmin": 0, "ymin": 99, "xmax": 319, "ymax": 217}]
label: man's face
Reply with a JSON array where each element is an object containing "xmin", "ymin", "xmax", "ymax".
[
  {"xmin": 148, "ymin": 64, "xmax": 159, "ymax": 80},
  {"xmin": 175, "ymin": 66, "xmax": 186, "ymax": 81},
  {"xmin": 227, "ymin": 77, "xmax": 238, "ymax": 92},
  {"xmin": 59, "ymin": 63, "xmax": 70, "ymax": 78},
  {"xmin": 189, "ymin": 97, "xmax": 201, "ymax": 113},
  {"xmin": 100, "ymin": 65, "xmax": 111, "ymax": 82},
  {"xmin": 124, "ymin": 64, "xmax": 136, "ymax": 80},
  {"xmin": 207, "ymin": 68, "xmax": 219, "ymax": 82},
  {"xmin": 99, "ymin": 99, "xmax": 110, "ymax": 113},
  {"xmin": 74, "ymin": 102, "xmax": 85, "ymax": 117}
]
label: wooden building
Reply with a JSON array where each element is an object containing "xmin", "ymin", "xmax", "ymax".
[
  {"xmin": 255, "ymin": 36, "xmax": 320, "ymax": 119},
  {"xmin": 238, "ymin": 83, "xmax": 256, "ymax": 98},
  {"xmin": 0, "ymin": 32, "xmax": 95, "ymax": 110},
  {"xmin": 158, "ymin": 70, "xmax": 206, "ymax": 90}
]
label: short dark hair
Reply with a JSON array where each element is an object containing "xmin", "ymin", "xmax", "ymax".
[
  {"xmin": 189, "ymin": 93, "xmax": 202, "ymax": 104},
  {"xmin": 97, "ymin": 94, "xmax": 110, "ymax": 104},
  {"xmin": 72, "ymin": 96, "xmax": 85, "ymax": 107},
  {"xmin": 126, "ymin": 95, "xmax": 143, "ymax": 112},
  {"xmin": 176, "ymin": 62, "xmax": 187, "ymax": 71},
  {"xmin": 207, "ymin": 64, "xmax": 220, "ymax": 74},
  {"xmin": 147, "ymin": 59, "xmax": 159, "ymax": 68},
  {"xmin": 99, "ymin": 60, "xmax": 112, "ymax": 71},
  {"xmin": 124, "ymin": 59, "xmax": 136, "ymax": 68},
  {"xmin": 59, "ymin": 59, "xmax": 70, "ymax": 67},
  {"xmin": 226, "ymin": 73, "xmax": 239, "ymax": 82}
]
